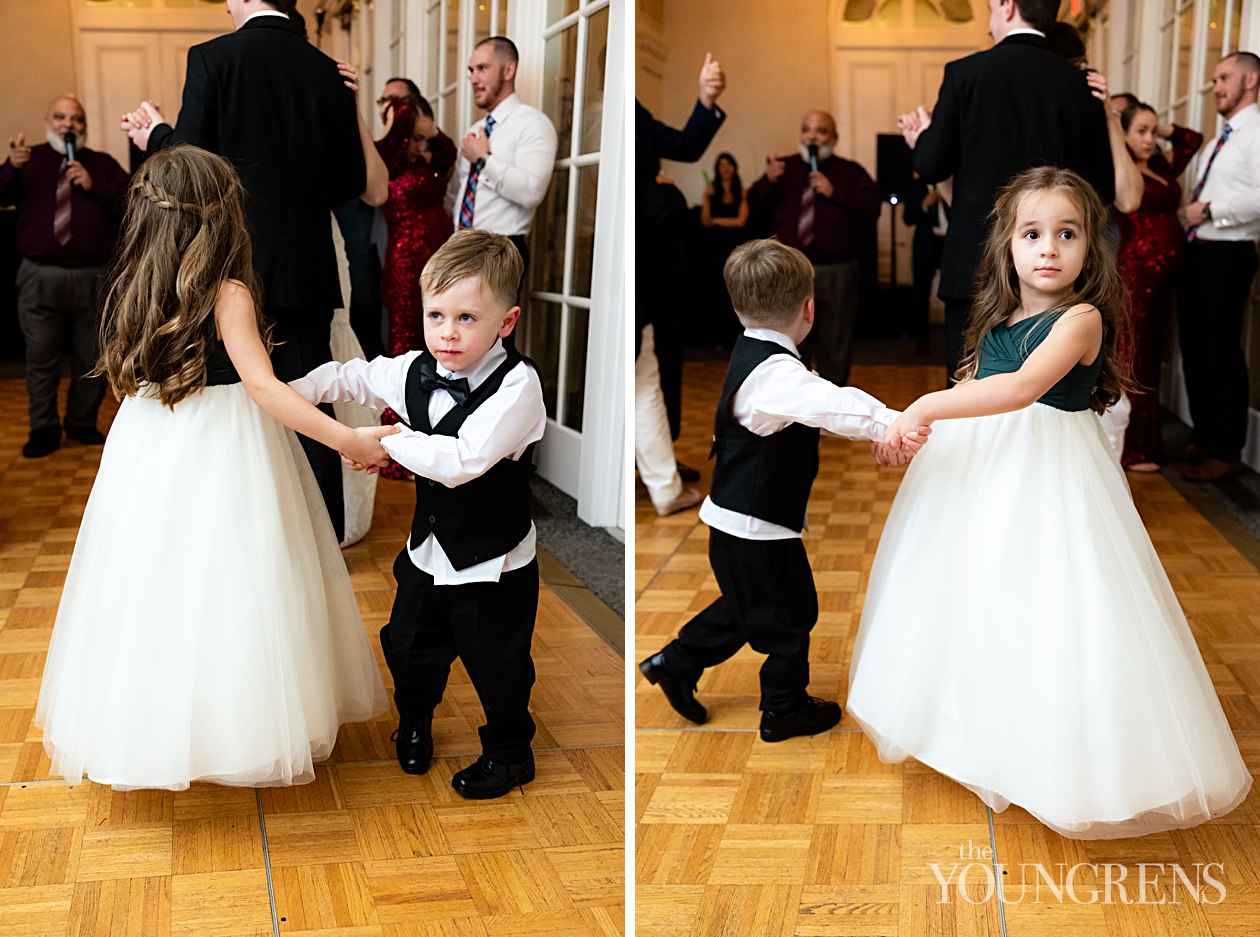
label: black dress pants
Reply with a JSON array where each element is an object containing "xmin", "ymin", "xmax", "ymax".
[
  {"xmin": 267, "ymin": 307, "xmax": 345, "ymax": 542},
  {"xmin": 1176, "ymin": 239, "xmax": 1259, "ymax": 463},
  {"xmin": 382, "ymin": 551, "xmax": 539, "ymax": 763},
  {"xmin": 663, "ymin": 529, "xmax": 819, "ymax": 712}
]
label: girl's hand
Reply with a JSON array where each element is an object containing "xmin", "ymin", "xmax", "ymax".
[
  {"xmin": 343, "ymin": 424, "xmax": 399, "ymax": 468},
  {"xmin": 885, "ymin": 407, "xmax": 932, "ymax": 450},
  {"xmin": 872, "ymin": 441, "xmax": 911, "ymax": 466}
]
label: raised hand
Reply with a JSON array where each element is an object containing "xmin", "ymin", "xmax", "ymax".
[
  {"xmin": 896, "ymin": 104, "xmax": 932, "ymax": 150},
  {"xmin": 120, "ymin": 101, "xmax": 166, "ymax": 152},
  {"xmin": 461, "ymin": 127, "xmax": 491, "ymax": 164},
  {"xmin": 7, "ymin": 132, "xmax": 31, "ymax": 168},
  {"xmin": 698, "ymin": 52, "xmax": 726, "ymax": 110}
]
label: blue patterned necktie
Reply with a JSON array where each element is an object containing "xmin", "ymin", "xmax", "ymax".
[
  {"xmin": 459, "ymin": 114, "xmax": 496, "ymax": 229},
  {"xmin": 1187, "ymin": 122, "xmax": 1233, "ymax": 242}
]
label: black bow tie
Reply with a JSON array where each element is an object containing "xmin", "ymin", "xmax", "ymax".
[{"xmin": 418, "ymin": 357, "xmax": 470, "ymax": 404}]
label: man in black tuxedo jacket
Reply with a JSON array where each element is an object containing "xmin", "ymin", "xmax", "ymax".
[
  {"xmin": 898, "ymin": 0, "xmax": 1114, "ymax": 383},
  {"xmin": 121, "ymin": 0, "xmax": 377, "ymax": 541}
]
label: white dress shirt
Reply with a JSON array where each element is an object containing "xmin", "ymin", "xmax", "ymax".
[
  {"xmin": 291, "ymin": 340, "xmax": 547, "ymax": 584},
  {"xmin": 243, "ymin": 9, "xmax": 289, "ymax": 24},
  {"xmin": 700, "ymin": 328, "xmax": 900, "ymax": 541},
  {"xmin": 445, "ymin": 93, "xmax": 558, "ymax": 236},
  {"xmin": 1193, "ymin": 103, "xmax": 1260, "ymax": 242}
]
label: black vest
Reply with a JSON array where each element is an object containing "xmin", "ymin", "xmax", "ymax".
[
  {"xmin": 405, "ymin": 348, "xmax": 538, "ymax": 570},
  {"xmin": 708, "ymin": 336, "xmax": 821, "ymax": 532}
]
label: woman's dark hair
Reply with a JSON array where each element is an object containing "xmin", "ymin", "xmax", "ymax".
[
  {"xmin": 385, "ymin": 77, "xmax": 433, "ymax": 118},
  {"xmin": 1120, "ymin": 100, "xmax": 1157, "ymax": 132},
  {"xmin": 711, "ymin": 152, "xmax": 742, "ymax": 203}
]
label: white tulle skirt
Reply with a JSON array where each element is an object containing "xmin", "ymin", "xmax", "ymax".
[
  {"xmin": 35, "ymin": 383, "xmax": 389, "ymax": 791},
  {"xmin": 847, "ymin": 403, "xmax": 1252, "ymax": 839}
]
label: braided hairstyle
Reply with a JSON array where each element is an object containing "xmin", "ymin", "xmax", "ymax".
[{"xmin": 98, "ymin": 145, "xmax": 268, "ymax": 407}]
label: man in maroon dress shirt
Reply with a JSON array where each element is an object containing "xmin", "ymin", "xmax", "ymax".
[
  {"xmin": 748, "ymin": 109, "xmax": 881, "ymax": 385},
  {"xmin": 1, "ymin": 95, "xmax": 129, "ymax": 458}
]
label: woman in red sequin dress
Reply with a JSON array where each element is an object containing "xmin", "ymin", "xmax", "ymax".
[
  {"xmin": 377, "ymin": 95, "xmax": 456, "ymax": 478},
  {"xmin": 1114, "ymin": 103, "xmax": 1203, "ymax": 471}
]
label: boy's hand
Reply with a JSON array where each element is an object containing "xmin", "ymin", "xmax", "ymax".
[
  {"xmin": 343, "ymin": 424, "xmax": 399, "ymax": 469},
  {"xmin": 340, "ymin": 453, "xmax": 380, "ymax": 475}
]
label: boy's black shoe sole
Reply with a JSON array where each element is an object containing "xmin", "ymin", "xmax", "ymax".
[
  {"xmin": 759, "ymin": 696, "xmax": 841, "ymax": 742},
  {"xmin": 451, "ymin": 754, "xmax": 535, "ymax": 799},
  {"xmin": 638, "ymin": 652, "xmax": 707, "ymax": 724}
]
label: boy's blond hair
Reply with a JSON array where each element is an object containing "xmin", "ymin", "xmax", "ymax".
[
  {"xmin": 420, "ymin": 229, "xmax": 523, "ymax": 308},
  {"xmin": 723, "ymin": 238, "xmax": 814, "ymax": 330}
]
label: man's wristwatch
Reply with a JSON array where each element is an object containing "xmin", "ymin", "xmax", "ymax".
[{"xmin": 1203, "ymin": 202, "xmax": 1213, "ymax": 221}]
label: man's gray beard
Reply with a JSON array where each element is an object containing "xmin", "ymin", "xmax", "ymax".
[
  {"xmin": 799, "ymin": 143, "xmax": 834, "ymax": 163},
  {"xmin": 46, "ymin": 128, "xmax": 86, "ymax": 155}
]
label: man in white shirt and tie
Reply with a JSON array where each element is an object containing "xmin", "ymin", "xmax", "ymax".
[
  {"xmin": 1176, "ymin": 51, "xmax": 1260, "ymax": 482},
  {"xmin": 447, "ymin": 36, "xmax": 558, "ymax": 284}
]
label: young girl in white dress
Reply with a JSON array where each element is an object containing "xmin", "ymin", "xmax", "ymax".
[
  {"xmin": 35, "ymin": 145, "xmax": 390, "ymax": 791},
  {"xmin": 849, "ymin": 166, "xmax": 1252, "ymax": 839}
]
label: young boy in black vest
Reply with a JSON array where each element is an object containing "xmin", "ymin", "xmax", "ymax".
[
  {"xmin": 639, "ymin": 238, "xmax": 926, "ymax": 741},
  {"xmin": 291, "ymin": 229, "xmax": 545, "ymax": 798}
]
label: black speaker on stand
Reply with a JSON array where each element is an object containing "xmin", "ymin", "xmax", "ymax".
[{"xmin": 861, "ymin": 133, "xmax": 916, "ymax": 338}]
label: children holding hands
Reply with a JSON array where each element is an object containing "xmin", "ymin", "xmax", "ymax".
[{"xmin": 639, "ymin": 238, "xmax": 927, "ymax": 741}]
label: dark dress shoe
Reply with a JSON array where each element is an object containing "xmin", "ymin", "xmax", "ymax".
[
  {"xmin": 1183, "ymin": 458, "xmax": 1245, "ymax": 483},
  {"xmin": 391, "ymin": 711, "xmax": 433, "ymax": 774},
  {"xmin": 1167, "ymin": 441, "xmax": 1209, "ymax": 464},
  {"xmin": 638, "ymin": 652, "xmax": 707, "ymax": 724},
  {"xmin": 676, "ymin": 461, "xmax": 700, "ymax": 483},
  {"xmin": 759, "ymin": 696, "xmax": 842, "ymax": 742},
  {"xmin": 65, "ymin": 425, "xmax": 105, "ymax": 445},
  {"xmin": 451, "ymin": 753, "xmax": 535, "ymax": 799},
  {"xmin": 22, "ymin": 427, "xmax": 61, "ymax": 459}
]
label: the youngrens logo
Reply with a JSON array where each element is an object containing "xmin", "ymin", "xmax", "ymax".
[{"xmin": 930, "ymin": 841, "xmax": 1227, "ymax": 905}]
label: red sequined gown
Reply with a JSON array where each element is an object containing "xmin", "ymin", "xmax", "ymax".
[
  {"xmin": 1115, "ymin": 125, "xmax": 1203, "ymax": 467},
  {"xmin": 376, "ymin": 107, "xmax": 456, "ymax": 478}
]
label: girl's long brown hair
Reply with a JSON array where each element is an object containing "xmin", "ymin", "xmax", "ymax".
[
  {"xmin": 98, "ymin": 145, "xmax": 269, "ymax": 407},
  {"xmin": 955, "ymin": 166, "xmax": 1134, "ymax": 412}
]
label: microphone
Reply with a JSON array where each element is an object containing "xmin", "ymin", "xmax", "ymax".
[
  {"xmin": 64, "ymin": 130, "xmax": 77, "ymax": 163},
  {"xmin": 807, "ymin": 143, "xmax": 819, "ymax": 173}
]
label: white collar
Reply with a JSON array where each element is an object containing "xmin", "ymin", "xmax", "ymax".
[
  {"xmin": 437, "ymin": 338, "xmax": 507, "ymax": 388},
  {"xmin": 743, "ymin": 327, "xmax": 800, "ymax": 355},
  {"xmin": 1004, "ymin": 28, "xmax": 1047, "ymax": 39},
  {"xmin": 243, "ymin": 10, "xmax": 290, "ymax": 25},
  {"xmin": 486, "ymin": 92, "xmax": 521, "ymax": 124},
  {"xmin": 1221, "ymin": 102, "xmax": 1260, "ymax": 132}
]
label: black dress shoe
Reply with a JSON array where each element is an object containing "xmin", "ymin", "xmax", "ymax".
[
  {"xmin": 638, "ymin": 652, "xmax": 707, "ymax": 724},
  {"xmin": 22, "ymin": 426, "xmax": 61, "ymax": 459},
  {"xmin": 391, "ymin": 711, "xmax": 433, "ymax": 774},
  {"xmin": 676, "ymin": 461, "xmax": 700, "ymax": 483},
  {"xmin": 759, "ymin": 696, "xmax": 841, "ymax": 742},
  {"xmin": 65, "ymin": 425, "xmax": 105, "ymax": 445},
  {"xmin": 451, "ymin": 753, "xmax": 535, "ymax": 799}
]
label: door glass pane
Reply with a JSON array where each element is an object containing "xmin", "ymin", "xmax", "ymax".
[
  {"xmin": 546, "ymin": 0, "xmax": 580, "ymax": 26},
  {"xmin": 474, "ymin": 0, "xmax": 492, "ymax": 43},
  {"xmin": 530, "ymin": 169, "xmax": 569, "ymax": 295},
  {"xmin": 563, "ymin": 306, "xmax": 589, "ymax": 431},
  {"xmin": 1229, "ymin": 0, "xmax": 1242, "ymax": 54},
  {"xmin": 498, "ymin": 0, "xmax": 510, "ymax": 34},
  {"xmin": 1201, "ymin": 88, "xmax": 1220, "ymax": 141},
  {"xmin": 1204, "ymin": 0, "xmax": 1225, "ymax": 86},
  {"xmin": 581, "ymin": 5, "xmax": 609, "ymax": 155},
  {"xmin": 522, "ymin": 300, "xmax": 562, "ymax": 418},
  {"xmin": 543, "ymin": 26, "xmax": 578, "ymax": 158},
  {"xmin": 1175, "ymin": 3, "xmax": 1194, "ymax": 104},
  {"xmin": 441, "ymin": 89, "xmax": 457, "ymax": 131},
  {"xmin": 573, "ymin": 164, "xmax": 599, "ymax": 297},
  {"xmin": 1159, "ymin": 22, "xmax": 1176, "ymax": 109},
  {"xmin": 426, "ymin": 5, "xmax": 441, "ymax": 100},
  {"xmin": 444, "ymin": 0, "xmax": 461, "ymax": 88}
]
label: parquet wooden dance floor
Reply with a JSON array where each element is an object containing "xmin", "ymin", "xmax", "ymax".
[
  {"xmin": 635, "ymin": 356, "xmax": 1260, "ymax": 937},
  {"xmin": 0, "ymin": 378, "xmax": 625, "ymax": 937}
]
